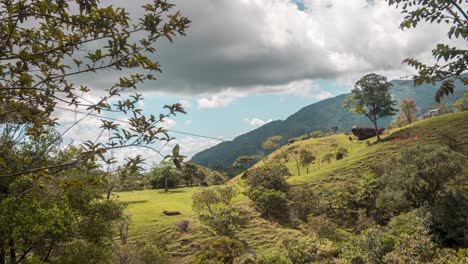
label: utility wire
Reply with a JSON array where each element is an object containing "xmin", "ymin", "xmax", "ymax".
[{"xmin": 55, "ymin": 106, "xmax": 225, "ymax": 142}]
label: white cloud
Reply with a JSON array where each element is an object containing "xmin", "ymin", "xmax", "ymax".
[
  {"xmin": 82, "ymin": 0, "xmax": 456, "ymax": 96},
  {"xmin": 160, "ymin": 118, "xmax": 177, "ymax": 129},
  {"xmin": 244, "ymin": 117, "xmax": 273, "ymax": 127},
  {"xmin": 179, "ymin": 99, "xmax": 192, "ymax": 109},
  {"xmin": 184, "ymin": 119, "xmax": 192, "ymax": 125},
  {"xmin": 196, "ymin": 91, "xmax": 241, "ymax": 109},
  {"xmin": 165, "ymin": 136, "xmax": 223, "ymax": 160}
]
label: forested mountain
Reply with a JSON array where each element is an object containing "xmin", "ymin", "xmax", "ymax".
[{"xmin": 191, "ymin": 78, "xmax": 467, "ymax": 172}]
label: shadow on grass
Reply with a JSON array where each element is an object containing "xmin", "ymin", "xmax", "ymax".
[
  {"xmin": 156, "ymin": 189, "xmax": 189, "ymax": 194},
  {"xmin": 125, "ymin": 200, "xmax": 149, "ymax": 205}
]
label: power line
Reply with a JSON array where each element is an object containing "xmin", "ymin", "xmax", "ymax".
[{"xmin": 54, "ymin": 106, "xmax": 225, "ymax": 142}]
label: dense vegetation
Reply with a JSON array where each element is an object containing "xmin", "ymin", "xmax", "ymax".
[{"xmin": 118, "ymin": 111, "xmax": 468, "ymax": 263}]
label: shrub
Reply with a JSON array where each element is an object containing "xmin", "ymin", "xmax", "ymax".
[
  {"xmin": 192, "ymin": 186, "xmax": 236, "ymax": 213},
  {"xmin": 136, "ymin": 242, "xmax": 171, "ymax": 264},
  {"xmin": 378, "ymin": 144, "xmax": 464, "ymax": 210},
  {"xmin": 383, "ymin": 224, "xmax": 436, "ymax": 263},
  {"xmin": 306, "ymin": 215, "xmax": 338, "ymax": 240},
  {"xmin": 198, "ymin": 207, "xmax": 247, "ymax": 236},
  {"xmin": 283, "ymin": 237, "xmax": 317, "ymax": 264},
  {"xmin": 335, "ymin": 147, "xmax": 348, "ymax": 160},
  {"xmin": 377, "ymin": 144, "xmax": 466, "ymax": 246},
  {"xmin": 206, "ymin": 171, "xmax": 229, "ymax": 185},
  {"xmin": 148, "ymin": 166, "xmax": 180, "ymax": 189},
  {"xmin": 288, "ymin": 184, "xmax": 318, "ymax": 221},
  {"xmin": 245, "ymin": 163, "xmax": 290, "ymax": 192},
  {"xmin": 257, "ymin": 252, "xmax": 291, "ymax": 264},
  {"xmin": 192, "ymin": 186, "xmax": 246, "ymax": 235},
  {"xmin": 309, "ymin": 131, "xmax": 323, "ymax": 138},
  {"xmin": 249, "ymin": 187, "xmax": 288, "ymax": 218},
  {"xmin": 194, "ymin": 237, "xmax": 244, "ymax": 264}
]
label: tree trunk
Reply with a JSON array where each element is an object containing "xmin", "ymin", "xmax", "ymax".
[
  {"xmin": 295, "ymin": 157, "xmax": 301, "ymax": 176},
  {"xmin": 1, "ymin": 246, "xmax": 5, "ymax": 264},
  {"xmin": 9, "ymin": 239, "xmax": 16, "ymax": 264},
  {"xmin": 164, "ymin": 175, "xmax": 168, "ymax": 193},
  {"xmin": 306, "ymin": 166, "xmax": 309, "ymax": 173},
  {"xmin": 106, "ymin": 186, "xmax": 113, "ymax": 199},
  {"xmin": 372, "ymin": 118, "xmax": 380, "ymax": 142},
  {"xmin": 374, "ymin": 123, "xmax": 380, "ymax": 141}
]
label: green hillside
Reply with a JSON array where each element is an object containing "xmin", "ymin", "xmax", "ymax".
[
  {"xmin": 227, "ymin": 111, "xmax": 467, "ymax": 187},
  {"xmin": 191, "ymin": 78, "xmax": 467, "ymax": 175},
  {"xmin": 118, "ymin": 111, "xmax": 468, "ymax": 263}
]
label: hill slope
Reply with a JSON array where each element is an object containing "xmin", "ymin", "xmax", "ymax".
[
  {"xmin": 191, "ymin": 78, "xmax": 467, "ymax": 173},
  {"xmin": 119, "ymin": 112, "xmax": 468, "ymax": 263},
  {"xmin": 256, "ymin": 111, "xmax": 468, "ymax": 185}
]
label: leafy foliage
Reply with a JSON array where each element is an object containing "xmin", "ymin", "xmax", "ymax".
[
  {"xmin": 0, "ymin": 0, "xmax": 190, "ymax": 172},
  {"xmin": 344, "ymin": 73, "xmax": 397, "ymax": 141},
  {"xmin": 194, "ymin": 236, "xmax": 244, "ymax": 264},
  {"xmin": 262, "ymin": 135, "xmax": 283, "ymax": 150},
  {"xmin": 206, "ymin": 171, "xmax": 229, "ymax": 186},
  {"xmin": 386, "ymin": 0, "xmax": 467, "ymax": 102},
  {"xmin": 244, "ymin": 163, "xmax": 290, "ymax": 193},
  {"xmin": 299, "ymin": 149, "xmax": 315, "ymax": 173},
  {"xmin": 452, "ymin": 93, "xmax": 468, "ymax": 112},
  {"xmin": 377, "ymin": 144, "xmax": 467, "ymax": 246},
  {"xmin": 335, "ymin": 147, "xmax": 348, "ymax": 160},
  {"xmin": 192, "ymin": 186, "xmax": 246, "ymax": 236},
  {"xmin": 0, "ymin": 130, "xmax": 124, "ymax": 263},
  {"xmin": 309, "ymin": 131, "xmax": 324, "ymax": 138},
  {"xmin": 399, "ymin": 97, "xmax": 418, "ymax": 124},
  {"xmin": 249, "ymin": 187, "xmax": 288, "ymax": 218},
  {"xmin": 377, "ymin": 144, "xmax": 464, "ymax": 210}
]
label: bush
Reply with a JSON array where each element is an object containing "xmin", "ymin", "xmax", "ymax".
[
  {"xmin": 257, "ymin": 252, "xmax": 291, "ymax": 264},
  {"xmin": 377, "ymin": 144, "xmax": 466, "ymax": 246},
  {"xmin": 194, "ymin": 236, "xmax": 244, "ymax": 264},
  {"xmin": 198, "ymin": 207, "xmax": 247, "ymax": 236},
  {"xmin": 147, "ymin": 166, "xmax": 180, "ymax": 189},
  {"xmin": 288, "ymin": 184, "xmax": 318, "ymax": 221},
  {"xmin": 192, "ymin": 186, "xmax": 246, "ymax": 235},
  {"xmin": 206, "ymin": 171, "xmax": 229, "ymax": 185},
  {"xmin": 335, "ymin": 147, "xmax": 348, "ymax": 160},
  {"xmin": 245, "ymin": 163, "xmax": 290, "ymax": 192},
  {"xmin": 192, "ymin": 186, "xmax": 236, "ymax": 213},
  {"xmin": 306, "ymin": 215, "xmax": 338, "ymax": 240},
  {"xmin": 378, "ymin": 144, "xmax": 464, "ymax": 209},
  {"xmin": 283, "ymin": 237, "xmax": 317, "ymax": 264},
  {"xmin": 249, "ymin": 187, "xmax": 288, "ymax": 218},
  {"xmin": 136, "ymin": 241, "xmax": 171, "ymax": 264},
  {"xmin": 309, "ymin": 131, "xmax": 323, "ymax": 138},
  {"xmin": 383, "ymin": 224, "xmax": 436, "ymax": 263}
]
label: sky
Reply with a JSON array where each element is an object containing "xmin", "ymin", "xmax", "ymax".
[{"xmin": 53, "ymin": 0, "xmax": 465, "ymax": 168}]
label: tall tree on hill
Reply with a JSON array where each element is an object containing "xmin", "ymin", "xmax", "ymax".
[
  {"xmin": 299, "ymin": 149, "xmax": 315, "ymax": 173},
  {"xmin": 344, "ymin": 73, "xmax": 397, "ymax": 141},
  {"xmin": 386, "ymin": 0, "xmax": 467, "ymax": 102},
  {"xmin": 399, "ymin": 97, "xmax": 418, "ymax": 124}
]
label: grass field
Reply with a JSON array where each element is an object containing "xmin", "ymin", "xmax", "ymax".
[
  {"xmin": 117, "ymin": 111, "xmax": 468, "ymax": 263},
  {"xmin": 117, "ymin": 187, "xmax": 305, "ymax": 263}
]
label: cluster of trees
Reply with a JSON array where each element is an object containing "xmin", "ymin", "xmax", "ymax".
[
  {"xmin": 236, "ymin": 144, "xmax": 466, "ymax": 263},
  {"xmin": 106, "ymin": 161, "xmax": 229, "ymax": 194},
  {"xmin": 244, "ymin": 163, "xmax": 291, "ymax": 220}
]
